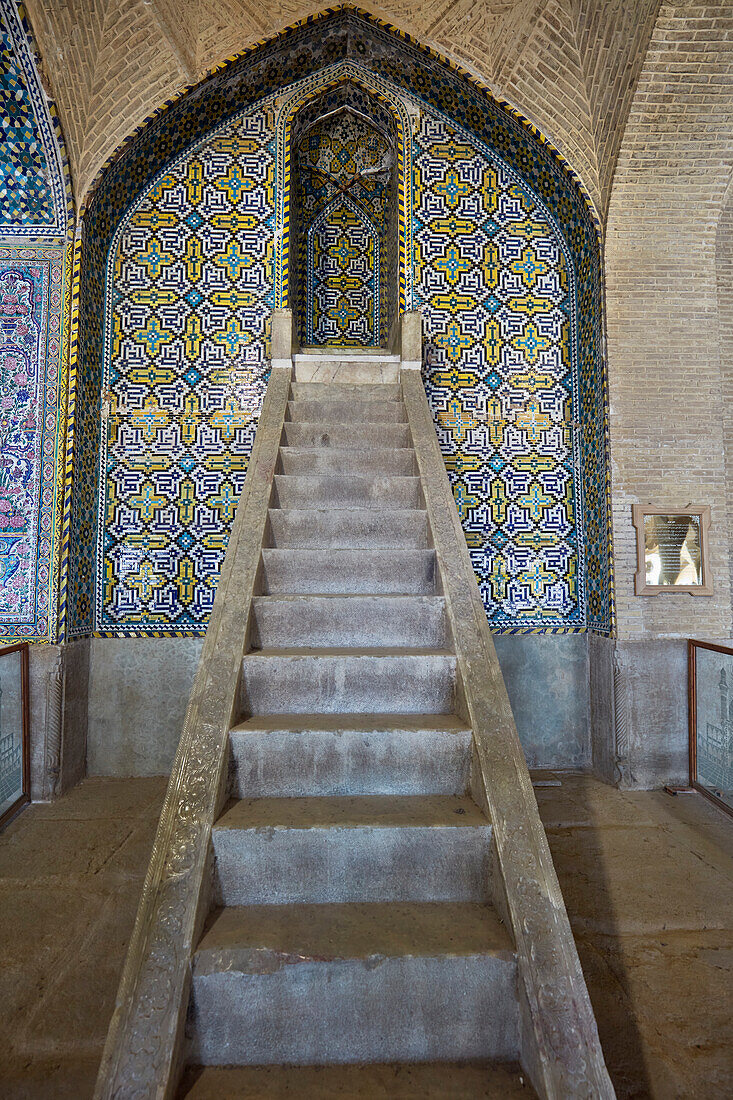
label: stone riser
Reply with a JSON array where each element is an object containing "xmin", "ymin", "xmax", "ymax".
[
  {"xmin": 212, "ymin": 820, "xmax": 492, "ymax": 905},
  {"xmin": 189, "ymin": 955, "xmax": 518, "ymax": 1065},
  {"xmin": 278, "ymin": 446, "xmax": 417, "ymax": 475},
  {"xmin": 289, "ymin": 382, "xmax": 402, "ymax": 401},
  {"xmin": 260, "ymin": 548, "xmax": 436, "ymax": 595},
  {"xmin": 280, "ymin": 421, "xmax": 412, "ymax": 448},
  {"xmin": 228, "ymin": 720, "xmax": 472, "ymax": 798},
  {"xmin": 287, "ymin": 399, "xmax": 407, "ymax": 423},
  {"xmin": 271, "ymin": 474, "xmax": 422, "ymax": 509},
  {"xmin": 266, "ymin": 508, "xmax": 429, "ymax": 549},
  {"xmin": 250, "ymin": 595, "xmax": 446, "ymax": 648},
  {"xmin": 240, "ymin": 651, "xmax": 455, "ymax": 714}
]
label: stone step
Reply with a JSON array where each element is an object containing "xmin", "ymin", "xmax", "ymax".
[
  {"xmin": 187, "ymin": 902, "xmax": 517, "ymax": 1066},
  {"xmin": 251, "ymin": 594, "xmax": 446, "ymax": 648},
  {"xmin": 281, "ymin": 421, "xmax": 411, "ymax": 449},
  {"xmin": 267, "ymin": 508, "xmax": 429, "ymax": 549},
  {"xmin": 272, "ymin": 474, "xmax": 421, "ymax": 510},
  {"xmin": 211, "ymin": 796, "xmax": 491, "ymax": 905},
  {"xmin": 292, "ymin": 359, "xmax": 401, "ymax": 383},
  {"xmin": 240, "ymin": 649, "xmax": 455, "ymax": 714},
  {"xmin": 287, "ymin": 400, "xmax": 406, "ymax": 423},
  {"xmin": 296, "ymin": 347, "xmax": 397, "ymax": 358},
  {"xmin": 179, "ymin": 1060, "xmax": 533, "ymax": 1098},
  {"xmin": 278, "ymin": 447, "xmax": 416, "ymax": 476},
  {"xmin": 289, "ymin": 382, "xmax": 402, "ymax": 402},
  {"xmin": 228, "ymin": 714, "xmax": 472, "ymax": 798},
  {"xmin": 260, "ymin": 549, "xmax": 435, "ymax": 595}
]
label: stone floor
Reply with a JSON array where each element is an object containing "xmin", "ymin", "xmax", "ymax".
[{"xmin": 1, "ymin": 774, "xmax": 731, "ymax": 1098}]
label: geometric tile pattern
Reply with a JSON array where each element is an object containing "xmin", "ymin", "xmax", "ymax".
[
  {"xmin": 0, "ymin": 246, "xmax": 66, "ymax": 642},
  {"xmin": 70, "ymin": 8, "xmax": 611, "ymax": 637},
  {"xmin": 308, "ymin": 196, "xmax": 379, "ymax": 346},
  {"xmin": 0, "ymin": 0, "xmax": 69, "ymax": 236},
  {"xmin": 416, "ymin": 113, "xmax": 581, "ymax": 630},
  {"xmin": 97, "ymin": 107, "xmax": 275, "ymax": 633}
]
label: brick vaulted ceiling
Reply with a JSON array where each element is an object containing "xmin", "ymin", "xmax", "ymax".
[{"xmin": 25, "ymin": 0, "xmax": 663, "ymax": 223}]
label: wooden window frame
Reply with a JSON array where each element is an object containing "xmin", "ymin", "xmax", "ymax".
[{"xmin": 632, "ymin": 504, "xmax": 712, "ymax": 596}]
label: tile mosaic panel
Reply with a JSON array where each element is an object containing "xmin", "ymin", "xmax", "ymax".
[
  {"xmin": 415, "ymin": 113, "xmax": 580, "ymax": 629},
  {"xmin": 0, "ymin": 246, "xmax": 66, "ymax": 641},
  {"xmin": 96, "ymin": 108, "xmax": 275, "ymax": 633},
  {"xmin": 307, "ymin": 196, "xmax": 379, "ymax": 346},
  {"xmin": 0, "ymin": 0, "xmax": 69, "ymax": 236},
  {"xmin": 70, "ymin": 8, "xmax": 610, "ymax": 636}
]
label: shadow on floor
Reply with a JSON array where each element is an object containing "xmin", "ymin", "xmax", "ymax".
[{"xmin": 534, "ymin": 773, "xmax": 733, "ymax": 1099}]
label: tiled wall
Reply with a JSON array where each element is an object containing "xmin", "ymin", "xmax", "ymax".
[
  {"xmin": 0, "ymin": 1, "xmax": 71, "ymax": 644},
  {"xmin": 97, "ymin": 107, "xmax": 276, "ymax": 634},
  {"xmin": 415, "ymin": 113, "xmax": 583, "ymax": 631},
  {"xmin": 0, "ymin": 247, "xmax": 67, "ymax": 642},
  {"xmin": 70, "ymin": 11, "xmax": 609, "ymax": 637}
]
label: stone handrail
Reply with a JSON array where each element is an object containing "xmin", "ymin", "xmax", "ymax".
[
  {"xmin": 93, "ymin": 358, "xmax": 293, "ymax": 1100},
  {"xmin": 400, "ymin": 327, "xmax": 615, "ymax": 1098}
]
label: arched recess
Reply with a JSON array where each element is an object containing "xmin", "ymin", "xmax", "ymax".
[
  {"xmin": 306, "ymin": 194, "xmax": 381, "ymax": 347},
  {"xmin": 67, "ymin": 6, "xmax": 610, "ymax": 640},
  {"xmin": 288, "ymin": 80, "xmax": 400, "ymax": 347},
  {"xmin": 273, "ymin": 64, "xmax": 413, "ymax": 322}
]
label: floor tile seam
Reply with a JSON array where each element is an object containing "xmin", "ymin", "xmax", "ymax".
[
  {"xmin": 0, "ymin": 871, "xmax": 146, "ymax": 889},
  {"xmin": 572, "ymin": 928, "xmax": 733, "ymax": 945},
  {"xmin": 542, "ymin": 821, "xmax": 695, "ymax": 833},
  {"xmin": 4, "ymin": 809, "xmax": 158, "ymax": 824},
  {"xmin": 570, "ymin": 918, "xmax": 733, "ymax": 937}
]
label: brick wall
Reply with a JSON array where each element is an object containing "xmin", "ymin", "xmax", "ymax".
[
  {"xmin": 25, "ymin": 0, "xmax": 659, "ymax": 218},
  {"xmin": 606, "ymin": 1, "xmax": 733, "ymax": 642},
  {"xmin": 717, "ymin": 179, "xmax": 733, "ymax": 632}
]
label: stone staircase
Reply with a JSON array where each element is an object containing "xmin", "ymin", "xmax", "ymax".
[{"xmin": 179, "ymin": 364, "xmax": 531, "ymax": 1095}]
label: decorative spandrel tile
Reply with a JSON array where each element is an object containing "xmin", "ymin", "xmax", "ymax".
[{"xmin": 0, "ymin": 0, "xmax": 70, "ymax": 236}]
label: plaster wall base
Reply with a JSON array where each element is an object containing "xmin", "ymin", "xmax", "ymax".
[
  {"xmin": 613, "ymin": 638, "xmax": 690, "ymax": 790},
  {"xmin": 74, "ymin": 634, "xmax": 722, "ymax": 789},
  {"xmin": 493, "ymin": 634, "xmax": 591, "ymax": 770},
  {"xmin": 86, "ymin": 636, "xmax": 203, "ymax": 776},
  {"xmin": 82, "ymin": 635, "xmax": 596, "ymax": 778}
]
